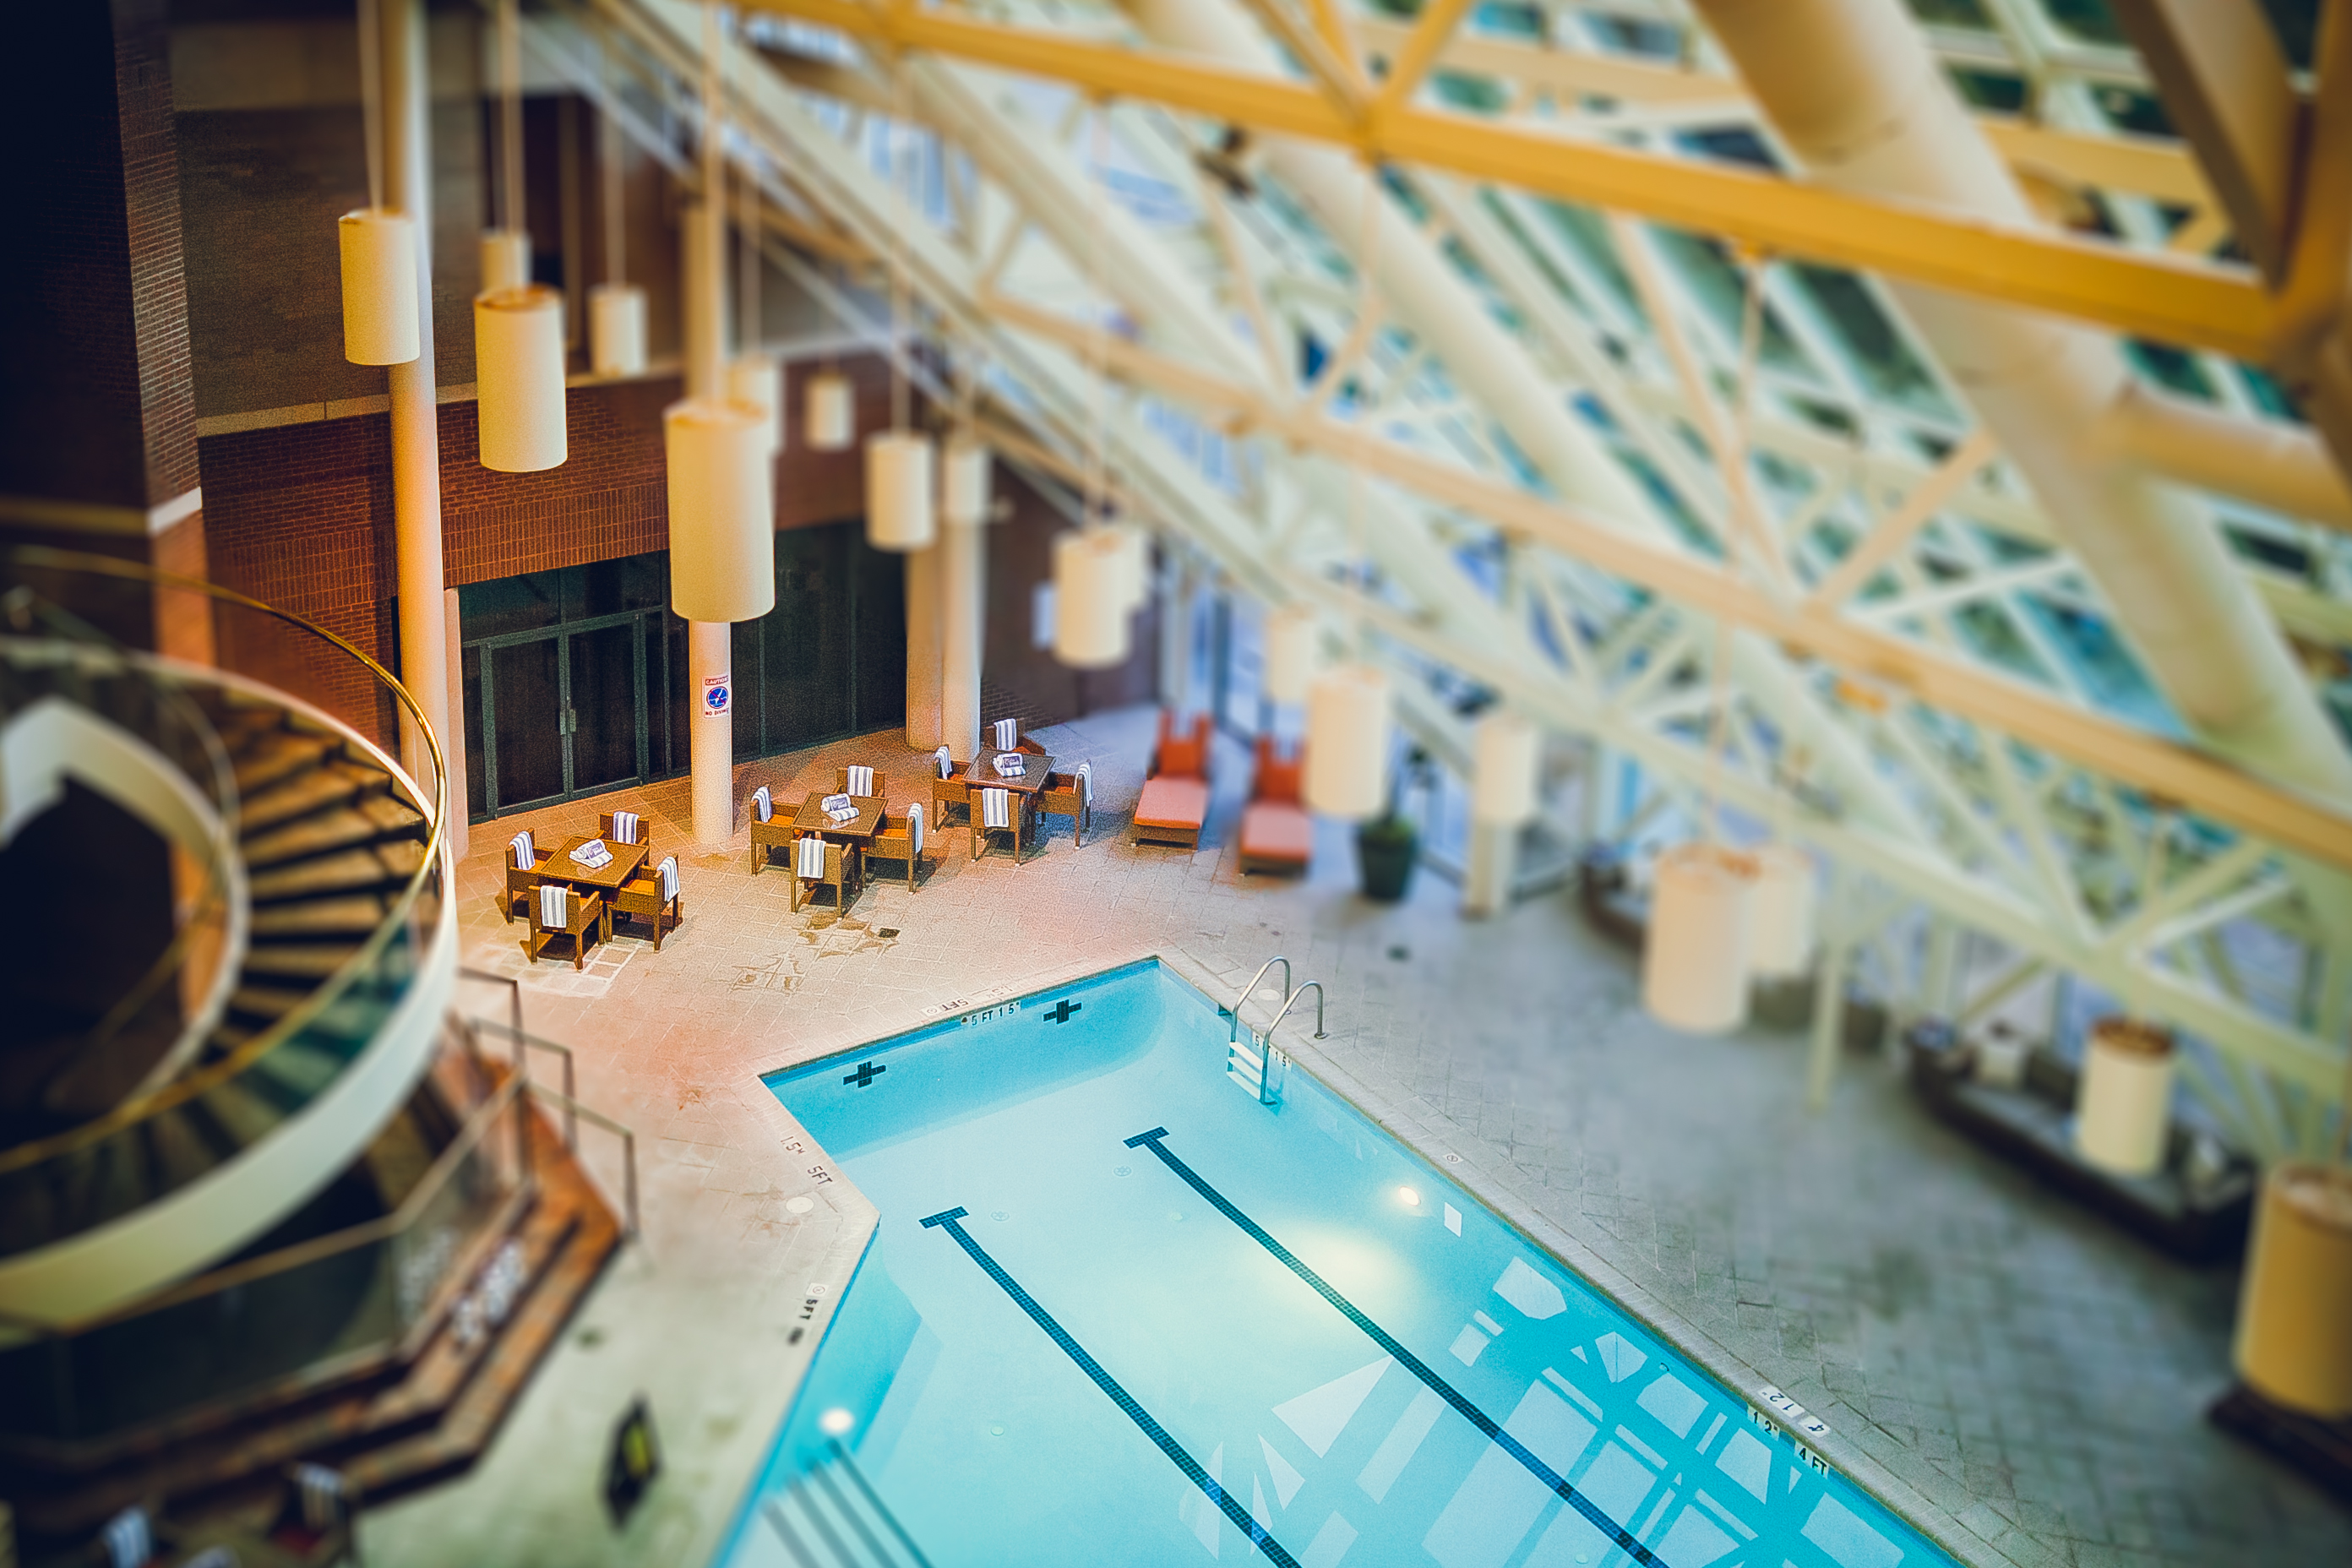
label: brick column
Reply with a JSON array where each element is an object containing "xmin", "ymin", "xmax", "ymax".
[{"xmin": 0, "ymin": 0, "xmax": 208, "ymax": 660}]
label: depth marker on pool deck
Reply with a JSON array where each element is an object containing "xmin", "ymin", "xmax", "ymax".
[
  {"xmin": 1124, "ymin": 1127, "xmax": 1659, "ymax": 1567},
  {"xmin": 919, "ymin": 1206, "xmax": 1301, "ymax": 1568}
]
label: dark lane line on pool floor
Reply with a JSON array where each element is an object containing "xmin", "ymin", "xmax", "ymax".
[
  {"xmin": 918, "ymin": 1205, "xmax": 1302, "ymax": 1568},
  {"xmin": 1124, "ymin": 1126, "xmax": 1659, "ymax": 1568}
]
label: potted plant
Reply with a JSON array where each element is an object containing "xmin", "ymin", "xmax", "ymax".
[{"xmin": 1354, "ymin": 747, "xmax": 1428, "ymax": 902}]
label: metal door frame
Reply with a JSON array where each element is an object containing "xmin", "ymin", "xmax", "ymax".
[{"xmin": 467, "ymin": 608, "xmax": 653, "ymax": 821}]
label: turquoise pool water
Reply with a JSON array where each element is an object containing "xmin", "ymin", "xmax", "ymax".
[{"xmin": 721, "ymin": 959, "xmax": 1952, "ymax": 1568}]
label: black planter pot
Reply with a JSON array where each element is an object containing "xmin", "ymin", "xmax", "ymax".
[{"xmin": 1355, "ymin": 820, "xmax": 1419, "ymax": 902}]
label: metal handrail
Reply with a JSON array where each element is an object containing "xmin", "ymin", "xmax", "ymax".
[
  {"xmin": 1228, "ymin": 956, "xmax": 1293, "ymax": 1045},
  {"xmin": 1245, "ymin": 981, "xmax": 1327, "ymax": 1104},
  {"xmin": 467, "ymin": 1015, "xmax": 580, "ymax": 1151},
  {"xmin": 0, "ymin": 546, "xmax": 449, "ymax": 1176},
  {"xmin": 521, "ymin": 1082, "xmax": 641, "ymax": 1240}
]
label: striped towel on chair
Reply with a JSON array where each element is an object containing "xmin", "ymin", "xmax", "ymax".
[
  {"xmin": 509, "ymin": 830, "xmax": 536, "ymax": 868},
  {"xmin": 934, "ymin": 744, "xmax": 952, "ymax": 778},
  {"xmin": 751, "ymin": 785, "xmax": 772, "ymax": 823},
  {"xmin": 610, "ymin": 810, "xmax": 640, "ymax": 843},
  {"xmin": 991, "ymin": 717, "xmax": 1019, "ymax": 751},
  {"xmin": 1075, "ymin": 760, "xmax": 1092, "ymax": 803},
  {"xmin": 906, "ymin": 803, "xmax": 924, "ymax": 854},
  {"xmin": 656, "ymin": 854, "xmax": 678, "ymax": 901},
  {"xmin": 982, "ymin": 787, "xmax": 1012, "ymax": 830},
  {"xmin": 539, "ymin": 885, "xmax": 569, "ymax": 929},
  {"xmin": 846, "ymin": 765, "xmax": 874, "ymax": 797},
  {"xmin": 796, "ymin": 836, "xmax": 829, "ymax": 878},
  {"xmin": 101, "ymin": 1507, "xmax": 150, "ymax": 1568}
]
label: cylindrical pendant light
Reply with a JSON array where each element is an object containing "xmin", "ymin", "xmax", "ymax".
[
  {"xmin": 729, "ymin": 352, "xmax": 784, "ymax": 455},
  {"xmin": 1470, "ymin": 711, "xmax": 1539, "ymax": 826},
  {"xmin": 941, "ymin": 433, "xmax": 993, "ymax": 527},
  {"xmin": 866, "ymin": 431, "xmax": 937, "ymax": 552},
  {"xmin": 589, "ymin": 283, "xmax": 647, "ymax": 378},
  {"xmin": 2235, "ymin": 1162, "xmax": 2352, "ymax": 1417},
  {"xmin": 2073, "ymin": 1016, "xmax": 2175, "ymax": 1176},
  {"xmin": 338, "ymin": 210, "xmax": 419, "ymax": 365},
  {"xmin": 667, "ymin": 396, "xmax": 776, "ymax": 623},
  {"xmin": 1110, "ymin": 522, "xmax": 1151, "ymax": 612},
  {"xmin": 480, "ymin": 228, "xmax": 531, "ymax": 292},
  {"xmin": 805, "ymin": 370, "xmax": 854, "ymax": 450},
  {"xmin": 475, "ymin": 284, "xmax": 567, "ymax": 472},
  {"xmin": 1304, "ymin": 663, "xmax": 1391, "ymax": 819},
  {"xmin": 1745, "ymin": 843, "xmax": 1817, "ymax": 980},
  {"xmin": 1642, "ymin": 843, "xmax": 1758, "ymax": 1034},
  {"xmin": 1262, "ymin": 607, "xmax": 1318, "ymax": 705},
  {"xmin": 1053, "ymin": 530, "xmax": 1130, "ymax": 668}
]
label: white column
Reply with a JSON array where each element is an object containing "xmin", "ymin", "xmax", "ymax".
[
  {"xmin": 939, "ymin": 518, "xmax": 983, "ymax": 763},
  {"xmin": 905, "ymin": 542, "xmax": 943, "ymax": 750},
  {"xmin": 690, "ymin": 620, "xmax": 732, "ymax": 841},
  {"xmin": 682, "ymin": 185, "xmax": 734, "ymax": 845},
  {"xmin": 381, "ymin": 0, "xmax": 448, "ymax": 820},
  {"xmin": 1462, "ymin": 822, "xmax": 1514, "ymax": 919},
  {"xmin": 1807, "ymin": 868, "xmax": 1852, "ymax": 1110},
  {"xmin": 1158, "ymin": 554, "xmax": 1194, "ymax": 711}
]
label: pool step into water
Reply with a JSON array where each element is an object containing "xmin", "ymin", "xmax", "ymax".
[{"xmin": 758, "ymin": 1445, "xmax": 933, "ymax": 1568}]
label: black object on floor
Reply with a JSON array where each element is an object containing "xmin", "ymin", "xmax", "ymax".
[{"xmin": 2209, "ymin": 1383, "xmax": 2352, "ymax": 1502}]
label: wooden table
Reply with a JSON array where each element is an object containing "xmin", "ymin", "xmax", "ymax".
[
  {"xmin": 541, "ymin": 835, "xmax": 648, "ymax": 897},
  {"xmin": 966, "ymin": 750, "xmax": 1054, "ymax": 861},
  {"xmin": 793, "ymin": 792, "xmax": 885, "ymax": 846}
]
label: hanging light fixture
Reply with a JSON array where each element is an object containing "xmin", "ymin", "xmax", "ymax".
[
  {"xmin": 1642, "ymin": 844, "xmax": 1759, "ymax": 1034},
  {"xmin": 730, "ymin": 354, "xmax": 783, "ymax": 455},
  {"xmin": 1052, "ymin": 98, "xmax": 1130, "ymax": 667},
  {"xmin": 1109, "ymin": 522, "xmax": 1151, "ymax": 612},
  {"xmin": 804, "ymin": 368, "xmax": 854, "ymax": 450},
  {"xmin": 2073, "ymin": 1016, "xmax": 2175, "ymax": 1176},
  {"xmin": 338, "ymin": 0, "xmax": 418, "ymax": 367},
  {"xmin": 1261, "ymin": 607, "xmax": 1317, "ymax": 705},
  {"xmin": 1470, "ymin": 711, "xmax": 1539, "ymax": 828},
  {"xmin": 1304, "ymin": 664, "xmax": 1391, "ymax": 819},
  {"xmin": 480, "ymin": 229, "xmax": 531, "ymax": 292},
  {"xmin": 1745, "ymin": 844, "xmax": 1817, "ymax": 980},
  {"xmin": 863, "ymin": 51, "xmax": 936, "ymax": 553},
  {"xmin": 2234, "ymin": 1162, "xmax": 2352, "ymax": 1418},
  {"xmin": 666, "ymin": 0, "xmax": 772, "ymax": 623},
  {"xmin": 1053, "ymin": 530, "xmax": 1130, "ymax": 668},
  {"xmin": 941, "ymin": 432, "xmax": 993, "ymax": 527},
  {"xmin": 475, "ymin": 0, "xmax": 564, "ymax": 472},
  {"xmin": 588, "ymin": 84, "xmax": 645, "ymax": 377}
]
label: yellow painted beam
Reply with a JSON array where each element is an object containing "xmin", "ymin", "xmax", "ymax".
[{"xmin": 747, "ymin": 0, "xmax": 2277, "ymax": 359}]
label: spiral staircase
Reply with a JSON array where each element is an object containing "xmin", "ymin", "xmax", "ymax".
[{"xmin": 0, "ymin": 555, "xmax": 620, "ymax": 1556}]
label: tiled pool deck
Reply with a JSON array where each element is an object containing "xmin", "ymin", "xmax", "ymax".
[{"xmin": 364, "ymin": 706, "xmax": 2350, "ymax": 1568}]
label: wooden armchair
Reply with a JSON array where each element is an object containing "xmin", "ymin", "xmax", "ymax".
[
  {"xmin": 929, "ymin": 751, "xmax": 969, "ymax": 826},
  {"xmin": 502, "ymin": 829, "xmax": 554, "ymax": 923},
  {"xmin": 790, "ymin": 834, "xmax": 861, "ymax": 913},
  {"xmin": 867, "ymin": 803, "xmax": 928, "ymax": 890},
  {"xmin": 834, "ymin": 765, "xmax": 887, "ymax": 800},
  {"xmin": 749, "ymin": 784, "xmax": 794, "ymax": 874},
  {"xmin": 1039, "ymin": 761, "xmax": 1093, "ymax": 847},
  {"xmin": 526, "ymin": 885, "xmax": 607, "ymax": 970},
  {"xmin": 597, "ymin": 809, "xmax": 648, "ymax": 849},
  {"xmin": 612, "ymin": 854, "xmax": 683, "ymax": 950},
  {"xmin": 969, "ymin": 783, "xmax": 1033, "ymax": 863}
]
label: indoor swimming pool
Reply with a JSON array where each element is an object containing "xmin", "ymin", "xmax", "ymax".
[{"xmin": 720, "ymin": 959, "xmax": 1952, "ymax": 1568}]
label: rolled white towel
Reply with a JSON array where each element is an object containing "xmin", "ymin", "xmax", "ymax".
[
  {"xmin": 509, "ymin": 830, "xmax": 536, "ymax": 868},
  {"xmin": 934, "ymin": 744, "xmax": 952, "ymax": 779},
  {"xmin": 539, "ymin": 884, "xmax": 569, "ymax": 929},
  {"xmin": 846, "ymin": 765, "xmax": 874, "ymax": 797},
  {"xmin": 820, "ymin": 792, "xmax": 853, "ymax": 814},
  {"xmin": 796, "ymin": 835, "xmax": 829, "ymax": 878},
  {"xmin": 751, "ymin": 784, "xmax": 773, "ymax": 823},
  {"xmin": 610, "ymin": 809, "xmax": 640, "ymax": 844},
  {"xmin": 991, "ymin": 717, "xmax": 1019, "ymax": 751},
  {"xmin": 656, "ymin": 854, "xmax": 678, "ymax": 901},
  {"xmin": 982, "ymin": 787, "xmax": 1012, "ymax": 830}
]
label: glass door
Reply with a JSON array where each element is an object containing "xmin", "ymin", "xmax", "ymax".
[{"xmin": 469, "ymin": 612, "xmax": 651, "ymax": 818}]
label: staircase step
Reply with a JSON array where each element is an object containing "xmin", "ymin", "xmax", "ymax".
[
  {"xmin": 240, "ymin": 796, "xmax": 425, "ymax": 869},
  {"xmin": 224, "ymin": 984, "xmax": 308, "ymax": 1025},
  {"xmin": 229, "ymin": 732, "xmax": 336, "ymax": 796},
  {"xmin": 246, "ymin": 844, "xmax": 418, "ymax": 905},
  {"xmin": 237, "ymin": 944, "xmax": 364, "ymax": 983},
  {"xmin": 238, "ymin": 760, "xmax": 391, "ymax": 836},
  {"xmin": 248, "ymin": 895, "xmax": 393, "ymax": 942}
]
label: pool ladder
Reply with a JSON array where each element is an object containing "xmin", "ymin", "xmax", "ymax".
[{"xmin": 1226, "ymin": 956, "xmax": 1325, "ymax": 1107}]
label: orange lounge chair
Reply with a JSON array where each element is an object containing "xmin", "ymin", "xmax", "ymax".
[
  {"xmin": 1239, "ymin": 736, "xmax": 1312, "ymax": 875},
  {"xmin": 1134, "ymin": 710, "xmax": 1212, "ymax": 850}
]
